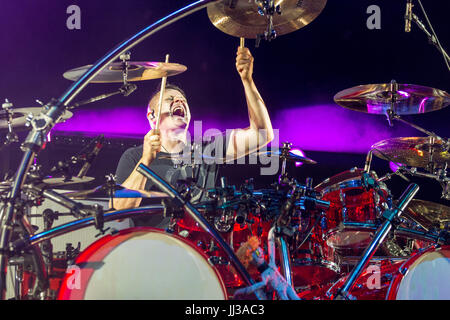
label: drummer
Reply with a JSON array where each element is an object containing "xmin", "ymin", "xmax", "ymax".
[{"xmin": 114, "ymin": 46, "xmax": 274, "ymax": 228}]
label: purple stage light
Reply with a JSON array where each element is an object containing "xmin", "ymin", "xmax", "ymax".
[
  {"xmin": 53, "ymin": 103, "xmax": 415, "ymax": 154},
  {"xmin": 272, "ymin": 104, "xmax": 414, "ymax": 154},
  {"xmin": 397, "ymin": 90, "xmax": 410, "ymax": 98},
  {"xmin": 389, "ymin": 161, "xmax": 405, "ymax": 173}
]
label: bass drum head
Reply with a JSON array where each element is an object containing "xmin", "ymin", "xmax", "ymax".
[
  {"xmin": 58, "ymin": 227, "xmax": 227, "ymax": 300},
  {"xmin": 388, "ymin": 245, "xmax": 450, "ymax": 300}
]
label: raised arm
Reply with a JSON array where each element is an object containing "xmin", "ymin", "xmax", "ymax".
[{"xmin": 225, "ymin": 46, "xmax": 274, "ymax": 161}]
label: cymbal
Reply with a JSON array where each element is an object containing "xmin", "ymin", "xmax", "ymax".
[
  {"xmin": 0, "ymin": 180, "xmax": 12, "ymax": 191},
  {"xmin": 157, "ymin": 153, "xmax": 218, "ymax": 163},
  {"xmin": 256, "ymin": 150, "xmax": 317, "ymax": 164},
  {"xmin": 207, "ymin": 0, "xmax": 327, "ymax": 39},
  {"xmin": 334, "ymin": 83, "xmax": 450, "ymax": 115},
  {"xmin": 314, "ymin": 167, "xmax": 364, "ymax": 193},
  {"xmin": 371, "ymin": 137, "xmax": 450, "ymax": 168},
  {"xmin": 63, "ymin": 61, "xmax": 187, "ymax": 83},
  {"xmin": 0, "ymin": 108, "xmax": 73, "ymax": 131},
  {"xmin": 42, "ymin": 176, "xmax": 95, "ymax": 187},
  {"xmin": 404, "ymin": 199, "xmax": 450, "ymax": 231},
  {"xmin": 64, "ymin": 185, "xmax": 166, "ymax": 200}
]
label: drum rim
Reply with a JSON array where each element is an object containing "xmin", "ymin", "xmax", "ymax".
[
  {"xmin": 57, "ymin": 226, "xmax": 228, "ymax": 300},
  {"xmin": 292, "ymin": 257, "xmax": 341, "ymax": 273},
  {"xmin": 385, "ymin": 244, "xmax": 447, "ymax": 300}
]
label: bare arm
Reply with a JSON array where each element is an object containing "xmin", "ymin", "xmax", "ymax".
[
  {"xmin": 226, "ymin": 46, "xmax": 274, "ymax": 161},
  {"xmin": 112, "ymin": 129, "xmax": 163, "ymax": 210}
]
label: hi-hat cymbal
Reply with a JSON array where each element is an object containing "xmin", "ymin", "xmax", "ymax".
[
  {"xmin": 64, "ymin": 185, "xmax": 167, "ymax": 200},
  {"xmin": 255, "ymin": 150, "xmax": 317, "ymax": 164},
  {"xmin": 334, "ymin": 83, "xmax": 450, "ymax": 115},
  {"xmin": 371, "ymin": 137, "xmax": 450, "ymax": 168},
  {"xmin": 0, "ymin": 108, "xmax": 73, "ymax": 131},
  {"xmin": 42, "ymin": 176, "xmax": 95, "ymax": 187},
  {"xmin": 63, "ymin": 61, "xmax": 187, "ymax": 83},
  {"xmin": 404, "ymin": 199, "xmax": 450, "ymax": 231},
  {"xmin": 207, "ymin": 0, "xmax": 327, "ymax": 39}
]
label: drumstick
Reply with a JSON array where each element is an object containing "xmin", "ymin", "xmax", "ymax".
[
  {"xmin": 240, "ymin": 37, "xmax": 245, "ymax": 48},
  {"xmin": 155, "ymin": 54, "xmax": 170, "ymax": 130}
]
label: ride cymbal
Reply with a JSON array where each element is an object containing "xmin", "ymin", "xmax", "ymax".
[
  {"xmin": 334, "ymin": 83, "xmax": 450, "ymax": 115},
  {"xmin": 207, "ymin": 0, "xmax": 327, "ymax": 39},
  {"xmin": 371, "ymin": 137, "xmax": 450, "ymax": 168},
  {"xmin": 63, "ymin": 61, "xmax": 187, "ymax": 83}
]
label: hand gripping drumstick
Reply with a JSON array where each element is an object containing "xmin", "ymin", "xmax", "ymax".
[{"xmin": 155, "ymin": 54, "xmax": 170, "ymax": 130}]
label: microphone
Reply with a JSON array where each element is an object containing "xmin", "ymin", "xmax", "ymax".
[
  {"xmin": 77, "ymin": 134, "xmax": 105, "ymax": 178},
  {"xmin": 405, "ymin": 0, "xmax": 413, "ymax": 32}
]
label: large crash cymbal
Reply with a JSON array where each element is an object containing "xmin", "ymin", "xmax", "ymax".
[
  {"xmin": 63, "ymin": 61, "xmax": 187, "ymax": 83},
  {"xmin": 404, "ymin": 199, "xmax": 450, "ymax": 231},
  {"xmin": 371, "ymin": 137, "xmax": 450, "ymax": 169},
  {"xmin": 0, "ymin": 108, "xmax": 73, "ymax": 131},
  {"xmin": 334, "ymin": 83, "xmax": 450, "ymax": 115},
  {"xmin": 207, "ymin": 0, "xmax": 327, "ymax": 39}
]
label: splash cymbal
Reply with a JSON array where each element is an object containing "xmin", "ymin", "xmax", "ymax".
[
  {"xmin": 334, "ymin": 83, "xmax": 450, "ymax": 115},
  {"xmin": 63, "ymin": 61, "xmax": 187, "ymax": 83},
  {"xmin": 207, "ymin": 0, "xmax": 327, "ymax": 39},
  {"xmin": 371, "ymin": 137, "xmax": 450, "ymax": 168}
]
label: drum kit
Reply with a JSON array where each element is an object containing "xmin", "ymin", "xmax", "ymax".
[{"xmin": 1, "ymin": 0, "xmax": 450, "ymax": 300}]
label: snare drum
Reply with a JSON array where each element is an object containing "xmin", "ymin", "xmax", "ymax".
[
  {"xmin": 57, "ymin": 227, "xmax": 228, "ymax": 300},
  {"xmin": 315, "ymin": 168, "xmax": 389, "ymax": 251}
]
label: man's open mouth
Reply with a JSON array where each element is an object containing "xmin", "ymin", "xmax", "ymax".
[{"xmin": 171, "ymin": 105, "xmax": 186, "ymax": 118}]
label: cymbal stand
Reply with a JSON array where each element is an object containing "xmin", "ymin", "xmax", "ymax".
[
  {"xmin": 255, "ymin": 0, "xmax": 281, "ymax": 47},
  {"xmin": 278, "ymin": 142, "xmax": 292, "ymax": 185},
  {"xmin": 68, "ymin": 52, "xmax": 137, "ymax": 110},
  {"xmin": 398, "ymin": 165, "xmax": 450, "ymax": 200},
  {"xmin": 334, "ymin": 183, "xmax": 419, "ymax": 300},
  {"xmin": 373, "ymin": 145, "xmax": 449, "ymax": 200},
  {"xmin": 1, "ymin": 99, "xmax": 19, "ymax": 149},
  {"xmin": 384, "ymin": 80, "xmax": 449, "ymax": 152},
  {"xmin": 409, "ymin": 0, "xmax": 450, "ymax": 72}
]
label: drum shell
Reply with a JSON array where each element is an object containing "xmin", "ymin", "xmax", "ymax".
[{"xmin": 57, "ymin": 227, "xmax": 228, "ymax": 300}]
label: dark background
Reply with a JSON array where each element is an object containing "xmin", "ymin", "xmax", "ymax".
[{"xmin": 1, "ymin": 0, "xmax": 449, "ymax": 205}]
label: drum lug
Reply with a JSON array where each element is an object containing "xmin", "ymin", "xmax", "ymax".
[
  {"xmin": 382, "ymin": 273, "xmax": 393, "ymax": 282},
  {"xmin": 178, "ymin": 230, "xmax": 189, "ymax": 238},
  {"xmin": 208, "ymin": 256, "xmax": 229, "ymax": 266},
  {"xmin": 398, "ymin": 267, "xmax": 408, "ymax": 275}
]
